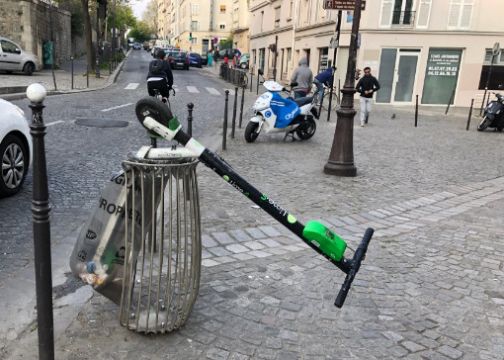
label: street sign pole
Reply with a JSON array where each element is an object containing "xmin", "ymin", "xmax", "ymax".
[{"xmin": 327, "ymin": 10, "xmax": 342, "ymax": 122}]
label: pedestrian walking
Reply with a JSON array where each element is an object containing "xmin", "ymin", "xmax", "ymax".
[
  {"xmin": 355, "ymin": 67, "xmax": 380, "ymax": 127},
  {"xmin": 290, "ymin": 58, "xmax": 313, "ymax": 99},
  {"xmin": 207, "ymin": 52, "xmax": 214, "ymax": 67},
  {"xmin": 313, "ymin": 66, "xmax": 334, "ymax": 105}
]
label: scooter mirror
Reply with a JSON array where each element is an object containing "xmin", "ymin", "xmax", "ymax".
[
  {"xmin": 290, "ymin": 82, "xmax": 298, "ymax": 87},
  {"xmin": 258, "ymin": 69, "xmax": 264, "ymax": 76}
]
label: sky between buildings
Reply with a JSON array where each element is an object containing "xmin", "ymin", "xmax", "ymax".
[{"xmin": 131, "ymin": 0, "xmax": 148, "ymax": 19}]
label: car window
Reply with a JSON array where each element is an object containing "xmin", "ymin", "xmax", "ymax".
[
  {"xmin": 180, "ymin": 52, "xmax": 187, "ymax": 57},
  {"xmin": 1, "ymin": 40, "xmax": 19, "ymax": 54}
]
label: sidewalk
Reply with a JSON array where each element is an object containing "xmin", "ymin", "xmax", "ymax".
[
  {"xmin": 3, "ymin": 74, "xmax": 504, "ymax": 359},
  {"xmin": 0, "ymin": 54, "xmax": 127, "ymax": 100}
]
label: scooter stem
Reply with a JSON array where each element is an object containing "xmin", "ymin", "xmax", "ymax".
[{"xmin": 135, "ymin": 98, "xmax": 373, "ymax": 308}]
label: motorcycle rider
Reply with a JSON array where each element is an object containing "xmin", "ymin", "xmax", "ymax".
[{"xmin": 146, "ymin": 49, "xmax": 174, "ymax": 100}]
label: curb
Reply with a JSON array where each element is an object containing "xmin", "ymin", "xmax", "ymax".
[{"xmin": 0, "ymin": 49, "xmax": 132, "ymax": 102}]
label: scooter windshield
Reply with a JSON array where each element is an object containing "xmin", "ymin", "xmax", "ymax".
[{"xmin": 270, "ymin": 92, "xmax": 301, "ymax": 128}]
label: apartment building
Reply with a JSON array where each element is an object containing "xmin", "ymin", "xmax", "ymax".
[
  {"xmin": 156, "ymin": 0, "xmax": 234, "ymax": 54},
  {"xmin": 250, "ymin": 0, "xmax": 504, "ymax": 106},
  {"xmin": 231, "ymin": 0, "xmax": 250, "ymax": 52}
]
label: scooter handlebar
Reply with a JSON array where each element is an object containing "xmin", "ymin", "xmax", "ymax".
[{"xmin": 334, "ymin": 228, "xmax": 374, "ymax": 308}]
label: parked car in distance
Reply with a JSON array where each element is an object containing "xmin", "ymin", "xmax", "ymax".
[
  {"xmin": 0, "ymin": 99, "xmax": 32, "ymax": 197},
  {"xmin": 143, "ymin": 41, "xmax": 150, "ymax": 51},
  {"xmin": 0, "ymin": 36, "xmax": 41, "ymax": 76},
  {"xmin": 169, "ymin": 51, "xmax": 189, "ymax": 70},
  {"xmin": 188, "ymin": 53, "xmax": 202, "ymax": 68},
  {"xmin": 132, "ymin": 42, "xmax": 142, "ymax": 50}
]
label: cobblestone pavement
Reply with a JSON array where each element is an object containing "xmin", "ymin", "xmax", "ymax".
[{"xmin": 2, "ymin": 55, "xmax": 504, "ymax": 359}]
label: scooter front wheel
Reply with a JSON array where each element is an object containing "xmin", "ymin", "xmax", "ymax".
[
  {"xmin": 245, "ymin": 122, "xmax": 260, "ymax": 143},
  {"xmin": 477, "ymin": 116, "xmax": 492, "ymax": 131}
]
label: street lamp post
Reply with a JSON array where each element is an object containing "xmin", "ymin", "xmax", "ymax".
[{"xmin": 323, "ymin": 0, "xmax": 363, "ymax": 177}]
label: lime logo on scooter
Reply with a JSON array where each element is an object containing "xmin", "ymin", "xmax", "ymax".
[{"xmin": 261, "ymin": 194, "xmax": 290, "ymax": 218}]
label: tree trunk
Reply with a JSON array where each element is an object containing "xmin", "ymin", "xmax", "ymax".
[{"xmin": 81, "ymin": 0, "xmax": 95, "ymax": 70}]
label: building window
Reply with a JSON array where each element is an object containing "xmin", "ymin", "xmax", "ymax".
[
  {"xmin": 260, "ymin": 11, "xmax": 264, "ymax": 32},
  {"xmin": 479, "ymin": 48, "xmax": 504, "ymax": 90},
  {"xmin": 191, "ymin": 4, "xmax": 199, "ymax": 16},
  {"xmin": 220, "ymin": 4, "xmax": 226, "ymax": 13},
  {"xmin": 219, "ymin": 23, "xmax": 226, "ymax": 30},
  {"xmin": 191, "ymin": 21, "xmax": 199, "ymax": 31},
  {"xmin": 288, "ymin": 0, "xmax": 294, "ymax": 19},
  {"xmin": 252, "ymin": 49, "xmax": 257, "ymax": 68},
  {"xmin": 380, "ymin": 0, "xmax": 416, "ymax": 27},
  {"xmin": 318, "ymin": 47, "xmax": 329, "ymax": 72},
  {"xmin": 448, "ymin": 0, "xmax": 473, "ymax": 29},
  {"xmin": 416, "ymin": 0, "xmax": 432, "ymax": 28},
  {"xmin": 274, "ymin": 6, "xmax": 281, "ymax": 28}
]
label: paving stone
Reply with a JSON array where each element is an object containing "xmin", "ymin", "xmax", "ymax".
[
  {"xmin": 212, "ymin": 232, "xmax": 236, "ymax": 245},
  {"xmin": 226, "ymin": 244, "xmax": 249, "ymax": 254},
  {"xmin": 258, "ymin": 238, "xmax": 282, "ymax": 248},
  {"xmin": 437, "ymin": 345, "xmax": 463, "ymax": 359},
  {"xmin": 202, "ymin": 234, "xmax": 219, "ymax": 248},
  {"xmin": 401, "ymin": 341, "xmax": 426, "ymax": 353},
  {"xmin": 258, "ymin": 225, "xmax": 282, "ymax": 237},
  {"xmin": 229, "ymin": 229, "xmax": 253, "ymax": 242},
  {"xmin": 243, "ymin": 241, "xmax": 266, "ymax": 250},
  {"xmin": 245, "ymin": 227, "xmax": 268, "ymax": 239},
  {"xmin": 207, "ymin": 247, "xmax": 232, "ymax": 257}
]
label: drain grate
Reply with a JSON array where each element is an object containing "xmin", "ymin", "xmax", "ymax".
[{"xmin": 75, "ymin": 118, "xmax": 129, "ymax": 128}]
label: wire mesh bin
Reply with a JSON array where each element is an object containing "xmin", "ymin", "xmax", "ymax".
[{"xmin": 119, "ymin": 156, "xmax": 201, "ymax": 334}]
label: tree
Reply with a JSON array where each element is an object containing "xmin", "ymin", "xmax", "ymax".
[
  {"xmin": 80, "ymin": 0, "xmax": 95, "ymax": 70},
  {"xmin": 142, "ymin": 0, "xmax": 158, "ymax": 36},
  {"xmin": 129, "ymin": 21, "xmax": 153, "ymax": 43}
]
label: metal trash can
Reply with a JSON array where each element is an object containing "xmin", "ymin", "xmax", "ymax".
[{"xmin": 118, "ymin": 156, "xmax": 201, "ymax": 333}]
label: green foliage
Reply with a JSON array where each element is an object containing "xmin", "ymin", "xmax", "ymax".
[
  {"xmin": 108, "ymin": 2, "xmax": 136, "ymax": 31},
  {"xmin": 129, "ymin": 21, "xmax": 153, "ymax": 43},
  {"xmin": 56, "ymin": 0, "xmax": 84, "ymax": 36},
  {"xmin": 219, "ymin": 37, "xmax": 233, "ymax": 50}
]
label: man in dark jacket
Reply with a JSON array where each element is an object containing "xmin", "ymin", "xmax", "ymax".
[
  {"xmin": 146, "ymin": 49, "xmax": 174, "ymax": 100},
  {"xmin": 355, "ymin": 67, "xmax": 380, "ymax": 126},
  {"xmin": 313, "ymin": 66, "xmax": 334, "ymax": 105}
]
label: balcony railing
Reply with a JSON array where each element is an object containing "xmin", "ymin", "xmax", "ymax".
[{"xmin": 392, "ymin": 10, "xmax": 416, "ymax": 27}]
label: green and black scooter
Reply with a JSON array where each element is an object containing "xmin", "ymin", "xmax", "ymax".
[{"xmin": 135, "ymin": 97, "xmax": 374, "ymax": 308}]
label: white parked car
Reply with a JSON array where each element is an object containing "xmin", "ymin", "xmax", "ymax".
[
  {"xmin": 0, "ymin": 99, "xmax": 32, "ymax": 197},
  {"xmin": 0, "ymin": 36, "xmax": 41, "ymax": 75}
]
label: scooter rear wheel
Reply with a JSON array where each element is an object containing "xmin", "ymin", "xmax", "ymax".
[
  {"xmin": 245, "ymin": 122, "xmax": 260, "ymax": 143},
  {"xmin": 296, "ymin": 118, "xmax": 316, "ymax": 140}
]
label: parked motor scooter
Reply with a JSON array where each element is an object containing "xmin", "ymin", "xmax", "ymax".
[
  {"xmin": 245, "ymin": 73, "xmax": 319, "ymax": 143},
  {"xmin": 478, "ymin": 86, "xmax": 504, "ymax": 132}
]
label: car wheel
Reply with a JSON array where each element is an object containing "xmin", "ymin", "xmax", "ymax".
[
  {"xmin": 0, "ymin": 134, "xmax": 29, "ymax": 197},
  {"xmin": 23, "ymin": 62, "xmax": 35, "ymax": 76}
]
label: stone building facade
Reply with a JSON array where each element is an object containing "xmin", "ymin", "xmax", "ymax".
[{"xmin": 0, "ymin": 0, "xmax": 71, "ymax": 66}]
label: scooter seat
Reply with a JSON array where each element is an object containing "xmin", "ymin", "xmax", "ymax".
[{"xmin": 294, "ymin": 97, "xmax": 313, "ymax": 107}]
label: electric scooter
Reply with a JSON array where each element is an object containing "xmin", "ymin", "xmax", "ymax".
[
  {"xmin": 245, "ymin": 80, "xmax": 319, "ymax": 143},
  {"xmin": 134, "ymin": 97, "xmax": 374, "ymax": 308}
]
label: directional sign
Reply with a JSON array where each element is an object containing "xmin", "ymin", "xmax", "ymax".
[{"xmin": 323, "ymin": 0, "xmax": 366, "ymax": 10}]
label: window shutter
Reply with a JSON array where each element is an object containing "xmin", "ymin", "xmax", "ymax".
[
  {"xmin": 380, "ymin": 0, "xmax": 393, "ymax": 27},
  {"xmin": 460, "ymin": 0, "xmax": 473, "ymax": 28},
  {"xmin": 448, "ymin": 0, "xmax": 461, "ymax": 28},
  {"xmin": 416, "ymin": 0, "xmax": 432, "ymax": 28}
]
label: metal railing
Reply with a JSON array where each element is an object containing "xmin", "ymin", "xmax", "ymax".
[{"xmin": 220, "ymin": 64, "xmax": 248, "ymax": 88}]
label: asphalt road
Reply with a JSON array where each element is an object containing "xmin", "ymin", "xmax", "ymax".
[{"xmin": 0, "ymin": 49, "xmax": 230, "ymax": 281}]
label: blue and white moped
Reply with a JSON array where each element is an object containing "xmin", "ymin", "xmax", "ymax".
[{"xmin": 245, "ymin": 80, "xmax": 319, "ymax": 143}]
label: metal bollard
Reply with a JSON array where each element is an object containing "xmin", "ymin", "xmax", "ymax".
[
  {"xmin": 71, "ymin": 56, "xmax": 74, "ymax": 90},
  {"xmin": 466, "ymin": 98, "xmax": 474, "ymax": 131},
  {"xmin": 86, "ymin": 64, "xmax": 90, "ymax": 88},
  {"xmin": 223, "ymin": 90, "xmax": 229, "ymax": 150},
  {"xmin": 445, "ymin": 88, "xmax": 455, "ymax": 115},
  {"xmin": 239, "ymin": 85, "xmax": 245, "ymax": 128},
  {"xmin": 415, "ymin": 94, "xmax": 419, "ymax": 127},
  {"xmin": 26, "ymin": 84, "xmax": 55, "ymax": 360},
  {"xmin": 250, "ymin": 72, "xmax": 253, "ymax": 92},
  {"xmin": 231, "ymin": 87, "xmax": 238, "ymax": 139},
  {"xmin": 480, "ymin": 88, "xmax": 488, "ymax": 116},
  {"xmin": 187, "ymin": 102, "xmax": 194, "ymax": 137},
  {"xmin": 256, "ymin": 70, "xmax": 260, "ymax": 95}
]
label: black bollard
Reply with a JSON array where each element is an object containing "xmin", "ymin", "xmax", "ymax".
[
  {"xmin": 86, "ymin": 64, "xmax": 90, "ymax": 88},
  {"xmin": 466, "ymin": 98, "xmax": 474, "ymax": 131},
  {"xmin": 71, "ymin": 56, "xmax": 74, "ymax": 90},
  {"xmin": 27, "ymin": 84, "xmax": 55, "ymax": 360},
  {"xmin": 239, "ymin": 85, "xmax": 246, "ymax": 128},
  {"xmin": 445, "ymin": 87, "xmax": 455, "ymax": 115},
  {"xmin": 223, "ymin": 90, "xmax": 229, "ymax": 150},
  {"xmin": 480, "ymin": 88, "xmax": 488, "ymax": 116},
  {"xmin": 414, "ymin": 94, "xmax": 419, "ymax": 127},
  {"xmin": 256, "ymin": 70, "xmax": 260, "ymax": 95},
  {"xmin": 250, "ymin": 72, "xmax": 254, "ymax": 92},
  {"xmin": 187, "ymin": 102, "xmax": 194, "ymax": 137},
  {"xmin": 231, "ymin": 87, "xmax": 238, "ymax": 138}
]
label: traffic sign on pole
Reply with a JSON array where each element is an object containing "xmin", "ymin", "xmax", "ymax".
[{"xmin": 323, "ymin": 0, "xmax": 366, "ymax": 10}]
